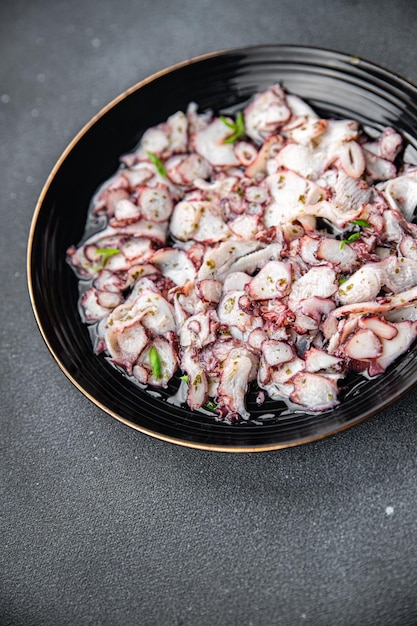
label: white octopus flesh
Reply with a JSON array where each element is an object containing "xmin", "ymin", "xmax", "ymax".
[{"xmin": 67, "ymin": 84, "xmax": 417, "ymax": 423}]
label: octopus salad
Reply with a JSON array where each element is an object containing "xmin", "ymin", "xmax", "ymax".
[{"xmin": 67, "ymin": 84, "xmax": 417, "ymax": 423}]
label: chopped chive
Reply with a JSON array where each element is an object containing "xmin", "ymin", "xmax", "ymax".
[
  {"xmin": 340, "ymin": 231, "xmax": 362, "ymax": 249},
  {"xmin": 219, "ymin": 116, "xmax": 235, "ymax": 130},
  {"xmin": 147, "ymin": 151, "xmax": 166, "ymax": 177},
  {"xmin": 179, "ymin": 374, "xmax": 189, "ymax": 383},
  {"xmin": 203, "ymin": 399, "xmax": 217, "ymax": 412},
  {"xmin": 347, "ymin": 232, "xmax": 361, "ymax": 243},
  {"xmin": 220, "ymin": 111, "xmax": 245, "ymax": 143},
  {"xmin": 350, "ymin": 219, "xmax": 371, "ymax": 228},
  {"xmin": 96, "ymin": 247, "xmax": 120, "ymax": 267},
  {"xmin": 149, "ymin": 346, "xmax": 162, "ymax": 379}
]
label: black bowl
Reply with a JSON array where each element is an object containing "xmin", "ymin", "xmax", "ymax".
[{"xmin": 28, "ymin": 45, "xmax": 417, "ymax": 451}]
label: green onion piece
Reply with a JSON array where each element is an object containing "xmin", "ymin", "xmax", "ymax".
[
  {"xmin": 96, "ymin": 247, "xmax": 120, "ymax": 267},
  {"xmin": 179, "ymin": 374, "xmax": 189, "ymax": 383},
  {"xmin": 347, "ymin": 232, "xmax": 361, "ymax": 243},
  {"xmin": 203, "ymin": 399, "xmax": 217, "ymax": 412},
  {"xmin": 149, "ymin": 346, "xmax": 162, "ymax": 379},
  {"xmin": 219, "ymin": 116, "xmax": 235, "ymax": 130},
  {"xmin": 147, "ymin": 151, "xmax": 166, "ymax": 177},
  {"xmin": 340, "ymin": 231, "xmax": 362, "ymax": 249},
  {"xmin": 350, "ymin": 219, "xmax": 371, "ymax": 228},
  {"xmin": 220, "ymin": 111, "xmax": 245, "ymax": 144},
  {"xmin": 338, "ymin": 277, "xmax": 347, "ymax": 285}
]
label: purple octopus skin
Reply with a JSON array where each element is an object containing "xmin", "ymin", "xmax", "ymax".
[{"xmin": 67, "ymin": 84, "xmax": 417, "ymax": 422}]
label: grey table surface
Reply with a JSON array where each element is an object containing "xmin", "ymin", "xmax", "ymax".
[{"xmin": 2, "ymin": 1, "xmax": 417, "ymax": 625}]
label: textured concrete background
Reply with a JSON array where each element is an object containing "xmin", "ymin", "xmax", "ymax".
[{"xmin": 2, "ymin": 1, "xmax": 417, "ymax": 624}]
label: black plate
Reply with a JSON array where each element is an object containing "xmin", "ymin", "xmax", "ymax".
[{"xmin": 28, "ymin": 45, "xmax": 417, "ymax": 451}]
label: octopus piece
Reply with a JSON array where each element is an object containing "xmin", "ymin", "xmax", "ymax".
[
  {"xmin": 275, "ymin": 143, "xmax": 324, "ymax": 180},
  {"xmin": 363, "ymin": 126, "xmax": 402, "ymax": 162},
  {"xmin": 93, "ymin": 180, "xmax": 130, "ymax": 216},
  {"xmin": 217, "ymin": 347, "xmax": 258, "ymax": 420},
  {"xmin": 333, "ymin": 284, "xmax": 417, "ymax": 320},
  {"xmin": 228, "ymin": 214, "xmax": 262, "ymax": 240},
  {"xmin": 222, "ymin": 271, "xmax": 251, "ymax": 293},
  {"xmin": 150, "ymin": 248, "xmax": 196, "ymax": 286},
  {"xmin": 338, "ymin": 255, "xmax": 417, "ymax": 306},
  {"xmin": 133, "ymin": 334, "xmax": 179, "ymax": 388},
  {"xmin": 228, "ymin": 242, "xmax": 283, "ymax": 274},
  {"xmin": 193, "ymin": 117, "xmax": 241, "ymax": 167},
  {"xmin": 338, "ymin": 141, "xmax": 366, "ymax": 178},
  {"xmin": 378, "ymin": 169, "xmax": 417, "ymax": 221},
  {"xmin": 374, "ymin": 321, "xmax": 417, "ymax": 372},
  {"xmin": 244, "ymin": 84, "xmax": 291, "ymax": 144},
  {"xmin": 259, "ymin": 356, "xmax": 305, "ymax": 402},
  {"xmin": 217, "ymin": 290, "xmax": 263, "ymax": 340},
  {"xmin": 245, "ymin": 135, "xmax": 283, "ymax": 178},
  {"xmin": 337, "ymin": 265, "xmax": 382, "ymax": 305},
  {"xmin": 195, "ymin": 279, "xmax": 223, "ymax": 305},
  {"xmin": 93, "ymin": 268, "xmax": 126, "ymax": 294},
  {"xmin": 364, "ymin": 151, "xmax": 397, "ymax": 181},
  {"xmin": 264, "ymin": 169, "xmax": 327, "ymax": 228},
  {"xmin": 104, "ymin": 314, "xmax": 149, "ymax": 373},
  {"xmin": 234, "ymin": 141, "xmax": 258, "ymax": 167},
  {"xmin": 304, "ymin": 347, "xmax": 342, "ymax": 373},
  {"xmin": 179, "ymin": 310, "xmax": 219, "ymax": 349},
  {"xmin": 133, "ymin": 289, "xmax": 177, "ymax": 335},
  {"xmin": 137, "ymin": 110, "xmax": 188, "ymax": 158},
  {"xmin": 197, "ymin": 240, "xmax": 262, "ymax": 281},
  {"xmin": 288, "ymin": 266, "xmax": 337, "ymax": 311},
  {"xmin": 246, "ymin": 260, "xmax": 292, "ymax": 300},
  {"xmin": 277, "ymin": 119, "xmax": 361, "ymax": 180},
  {"xmin": 379, "ymin": 256, "xmax": 417, "ymax": 293},
  {"xmin": 80, "ymin": 287, "xmax": 122, "ymax": 322},
  {"xmin": 317, "ymin": 237, "xmax": 359, "ymax": 272},
  {"xmin": 302, "ymin": 199, "xmax": 362, "ymax": 230},
  {"xmin": 343, "ymin": 328, "xmax": 382, "ymax": 360},
  {"xmin": 290, "ymin": 372, "xmax": 340, "ymax": 411},
  {"xmin": 334, "ymin": 170, "xmax": 373, "ymax": 213},
  {"xmin": 282, "ymin": 116, "xmax": 328, "ymax": 145},
  {"xmin": 286, "ymin": 93, "xmax": 320, "ymax": 119},
  {"xmin": 261, "ymin": 340, "xmax": 294, "ymax": 367},
  {"xmin": 111, "ymin": 197, "xmax": 141, "ymax": 224},
  {"xmin": 166, "ymin": 153, "xmax": 212, "ymax": 186},
  {"xmin": 180, "ymin": 347, "xmax": 208, "ymax": 410},
  {"xmin": 298, "ymin": 296, "xmax": 336, "ymax": 326},
  {"xmin": 136, "ymin": 185, "xmax": 174, "ymax": 222},
  {"xmin": 170, "ymin": 200, "xmax": 230, "ymax": 242}
]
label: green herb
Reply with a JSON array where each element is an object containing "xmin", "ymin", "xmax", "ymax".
[
  {"xmin": 338, "ymin": 277, "xmax": 347, "ymax": 285},
  {"xmin": 220, "ymin": 111, "xmax": 245, "ymax": 143},
  {"xmin": 203, "ymin": 399, "xmax": 217, "ymax": 412},
  {"xmin": 339, "ymin": 218, "xmax": 371, "ymax": 249},
  {"xmin": 350, "ymin": 219, "xmax": 371, "ymax": 228},
  {"xmin": 179, "ymin": 374, "xmax": 189, "ymax": 383},
  {"xmin": 149, "ymin": 346, "xmax": 162, "ymax": 379},
  {"xmin": 147, "ymin": 151, "xmax": 166, "ymax": 177},
  {"xmin": 96, "ymin": 247, "xmax": 120, "ymax": 267},
  {"xmin": 340, "ymin": 232, "xmax": 361, "ymax": 249}
]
